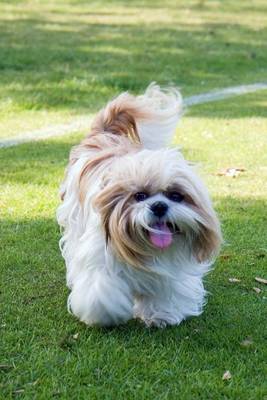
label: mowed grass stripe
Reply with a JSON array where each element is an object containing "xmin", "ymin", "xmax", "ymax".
[{"xmin": 1, "ymin": 0, "xmax": 267, "ymax": 138}]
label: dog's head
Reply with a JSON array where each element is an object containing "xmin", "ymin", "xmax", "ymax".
[{"xmin": 93, "ymin": 148, "xmax": 222, "ymax": 268}]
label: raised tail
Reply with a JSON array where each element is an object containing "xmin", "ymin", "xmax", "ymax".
[{"xmin": 90, "ymin": 83, "xmax": 183, "ymax": 149}]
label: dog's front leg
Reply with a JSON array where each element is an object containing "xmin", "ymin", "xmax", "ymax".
[
  {"xmin": 68, "ymin": 270, "xmax": 134, "ymax": 327},
  {"xmin": 133, "ymin": 294, "xmax": 184, "ymax": 328},
  {"xmin": 134, "ymin": 275, "xmax": 206, "ymax": 328}
]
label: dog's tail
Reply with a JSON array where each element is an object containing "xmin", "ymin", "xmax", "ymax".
[{"xmin": 90, "ymin": 83, "xmax": 183, "ymax": 149}]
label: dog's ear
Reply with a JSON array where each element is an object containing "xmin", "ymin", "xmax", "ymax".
[
  {"xmin": 93, "ymin": 182, "xmax": 123, "ymax": 241},
  {"xmin": 190, "ymin": 198, "xmax": 222, "ymax": 262},
  {"xmin": 193, "ymin": 220, "xmax": 222, "ymax": 262},
  {"xmin": 93, "ymin": 183, "xmax": 149, "ymax": 268},
  {"xmin": 175, "ymin": 174, "xmax": 222, "ymax": 263}
]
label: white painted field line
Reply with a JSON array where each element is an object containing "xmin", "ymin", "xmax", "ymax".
[
  {"xmin": 1, "ymin": 82, "xmax": 267, "ymax": 149},
  {"xmin": 184, "ymin": 82, "xmax": 267, "ymax": 106},
  {"xmin": 0, "ymin": 116, "xmax": 93, "ymax": 149}
]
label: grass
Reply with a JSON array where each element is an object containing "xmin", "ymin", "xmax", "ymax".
[
  {"xmin": 1, "ymin": 0, "xmax": 267, "ymax": 399},
  {"xmin": 1, "ymin": 0, "xmax": 267, "ymax": 137}
]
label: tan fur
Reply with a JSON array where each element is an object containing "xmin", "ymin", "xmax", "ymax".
[
  {"xmin": 62, "ymin": 93, "xmax": 152, "ymax": 203},
  {"xmin": 93, "ymin": 184, "xmax": 151, "ymax": 268},
  {"xmin": 193, "ymin": 209, "xmax": 221, "ymax": 262},
  {"xmin": 176, "ymin": 186, "xmax": 221, "ymax": 262},
  {"xmin": 77, "ymin": 135, "xmax": 140, "ymax": 204},
  {"xmin": 90, "ymin": 92, "xmax": 154, "ymax": 142}
]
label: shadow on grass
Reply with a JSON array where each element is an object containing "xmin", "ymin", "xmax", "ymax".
[{"xmin": 0, "ymin": 1, "xmax": 267, "ymax": 115}]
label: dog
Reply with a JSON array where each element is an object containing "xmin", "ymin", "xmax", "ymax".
[{"xmin": 57, "ymin": 84, "xmax": 222, "ymax": 328}]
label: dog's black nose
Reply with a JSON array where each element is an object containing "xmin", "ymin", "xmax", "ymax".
[{"xmin": 150, "ymin": 201, "xmax": 169, "ymax": 218}]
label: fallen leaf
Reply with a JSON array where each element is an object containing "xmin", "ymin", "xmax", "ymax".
[
  {"xmin": 240, "ymin": 338, "xmax": 253, "ymax": 347},
  {"xmin": 253, "ymin": 287, "xmax": 261, "ymax": 294},
  {"xmin": 255, "ymin": 277, "xmax": 267, "ymax": 285},
  {"xmin": 217, "ymin": 167, "xmax": 246, "ymax": 178},
  {"xmin": 222, "ymin": 370, "xmax": 232, "ymax": 381},
  {"xmin": 228, "ymin": 278, "xmax": 241, "ymax": 283},
  {"xmin": 73, "ymin": 333, "xmax": 79, "ymax": 340}
]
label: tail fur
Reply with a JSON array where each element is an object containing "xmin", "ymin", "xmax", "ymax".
[{"xmin": 90, "ymin": 83, "xmax": 183, "ymax": 149}]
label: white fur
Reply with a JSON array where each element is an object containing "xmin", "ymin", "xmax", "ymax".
[
  {"xmin": 136, "ymin": 83, "xmax": 183, "ymax": 149},
  {"xmin": 57, "ymin": 84, "xmax": 220, "ymax": 328}
]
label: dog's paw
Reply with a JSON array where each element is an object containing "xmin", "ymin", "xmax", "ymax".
[
  {"xmin": 144, "ymin": 318, "xmax": 168, "ymax": 329},
  {"xmin": 143, "ymin": 312, "xmax": 183, "ymax": 329}
]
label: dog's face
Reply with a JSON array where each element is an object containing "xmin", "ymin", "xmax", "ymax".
[{"xmin": 94, "ymin": 148, "xmax": 221, "ymax": 268}]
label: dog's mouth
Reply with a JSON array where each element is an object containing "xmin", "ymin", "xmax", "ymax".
[{"xmin": 147, "ymin": 222, "xmax": 180, "ymax": 250}]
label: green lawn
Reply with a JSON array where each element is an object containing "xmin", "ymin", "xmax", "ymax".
[
  {"xmin": 1, "ymin": 0, "xmax": 267, "ymax": 399},
  {"xmin": 1, "ymin": 92, "xmax": 267, "ymax": 399},
  {"xmin": 1, "ymin": 0, "xmax": 267, "ymax": 137}
]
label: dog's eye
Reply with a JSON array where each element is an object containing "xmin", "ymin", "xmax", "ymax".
[
  {"xmin": 166, "ymin": 191, "xmax": 184, "ymax": 202},
  {"xmin": 134, "ymin": 192, "xmax": 149, "ymax": 202}
]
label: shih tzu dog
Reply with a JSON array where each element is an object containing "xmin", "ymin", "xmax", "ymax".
[{"xmin": 57, "ymin": 84, "xmax": 222, "ymax": 328}]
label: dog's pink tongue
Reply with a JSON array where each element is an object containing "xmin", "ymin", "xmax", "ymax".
[{"xmin": 149, "ymin": 222, "xmax": 173, "ymax": 249}]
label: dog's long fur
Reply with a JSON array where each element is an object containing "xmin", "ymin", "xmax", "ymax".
[{"xmin": 57, "ymin": 84, "xmax": 222, "ymax": 328}]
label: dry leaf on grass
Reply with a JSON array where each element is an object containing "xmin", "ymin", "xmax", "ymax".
[
  {"xmin": 253, "ymin": 287, "xmax": 261, "ymax": 294},
  {"xmin": 255, "ymin": 277, "xmax": 267, "ymax": 285},
  {"xmin": 228, "ymin": 278, "xmax": 241, "ymax": 283},
  {"xmin": 217, "ymin": 167, "xmax": 246, "ymax": 178},
  {"xmin": 240, "ymin": 338, "xmax": 253, "ymax": 347},
  {"xmin": 222, "ymin": 370, "xmax": 232, "ymax": 381}
]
